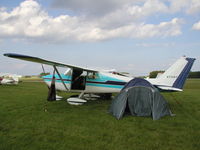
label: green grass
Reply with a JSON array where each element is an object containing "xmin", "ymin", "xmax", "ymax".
[
  {"xmin": 0, "ymin": 79, "xmax": 200, "ymax": 150},
  {"xmin": 20, "ymin": 76, "xmax": 42, "ymax": 81}
]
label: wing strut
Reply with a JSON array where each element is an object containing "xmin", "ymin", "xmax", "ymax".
[
  {"xmin": 53, "ymin": 66, "xmax": 69, "ymax": 91},
  {"xmin": 47, "ymin": 66, "xmax": 69, "ymax": 101},
  {"xmin": 41, "ymin": 64, "xmax": 46, "ymax": 74}
]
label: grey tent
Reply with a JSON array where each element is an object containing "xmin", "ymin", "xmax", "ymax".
[{"xmin": 109, "ymin": 78, "xmax": 172, "ymax": 120}]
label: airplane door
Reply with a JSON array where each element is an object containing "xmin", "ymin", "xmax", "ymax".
[{"xmin": 71, "ymin": 69, "xmax": 86, "ymax": 90}]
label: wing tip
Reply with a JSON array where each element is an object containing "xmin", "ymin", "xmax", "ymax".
[
  {"xmin": 3, "ymin": 53, "xmax": 10, "ymax": 57},
  {"xmin": 4, "ymin": 53, "xmax": 20, "ymax": 57},
  {"xmin": 3, "ymin": 53, "xmax": 34, "ymax": 59}
]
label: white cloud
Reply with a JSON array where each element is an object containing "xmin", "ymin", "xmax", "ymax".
[
  {"xmin": 93, "ymin": 0, "xmax": 169, "ymax": 29},
  {"xmin": 51, "ymin": 0, "xmax": 142, "ymax": 17},
  {"xmin": 52, "ymin": 0, "xmax": 200, "ymax": 16},
  {"xmin": 0, "ymin": 0, "xmax": 184, "ymax": 43},
  {"xmin": 136, "ymin": 42, "xmax": 175, "ymax": 47},
  {"xmin": 127, "ymin": 0, "xmax": 168, "ymax": 18},
  {"xmin": 192, "ymin": 21, "xmax": 200, "ymax": 30},
  {"xmin": 186, "ymin": 0, "xmax": 200, "ymax": 14},
  {"xmin": 168, "ymin": 0, "xmax": 200, "ymax": 14},
  {"xmin": 87, "ymin": 18, "xmax": 183, "ymax": 41}
]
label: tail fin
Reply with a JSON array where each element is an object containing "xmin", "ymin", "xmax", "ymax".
[
  {"xmin": 11, "ymin": 76, "xmax": 19, "ymax": 82},
  {"xmin": 155, "ymin": 56, "xmax": 195, "ymax": 91}
]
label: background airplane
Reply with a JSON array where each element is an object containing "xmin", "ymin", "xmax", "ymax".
[
  {"xmin": 0, "ymin": 73, "xmax": 21, "ymax": 85},
  {"xmin": 4, "ymin": 53, "xmax": 195, "ymax": 104}
]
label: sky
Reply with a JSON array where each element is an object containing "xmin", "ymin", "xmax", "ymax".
[{"xmin": 0, "ymin": 0, "xmax": 199, "ymax": 76}]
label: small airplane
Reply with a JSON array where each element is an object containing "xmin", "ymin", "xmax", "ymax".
[
  {"xmin": 0, "ymin": 73, "xmax": 21, "ymax": 85},
  {"xmin": 4, "ymin": 53, "xmax": 195, "ymax": 105}
]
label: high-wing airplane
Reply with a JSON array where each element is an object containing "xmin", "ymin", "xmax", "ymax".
[
  {"xmin": 4, "ymin": 53, "xmax": 195, "ymax": 105},
  {"xmin": 0, "ymin": 73, "xmax": 21, "ymax": 85}
]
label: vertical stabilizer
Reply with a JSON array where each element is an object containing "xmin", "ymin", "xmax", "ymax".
[
  {"xmin": 11, "ymin": 76, "xmax": 19, "ymax": 82},
  {"xmin": 155, "ymin": 56, "xmax": 195, "ymax": 90}
]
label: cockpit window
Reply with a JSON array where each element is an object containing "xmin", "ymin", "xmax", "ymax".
[
  {"xmin": 64, "ymin": 68, "xmax": 72, "ymax": 76},
  {"xmin": 88, "ymin": 72, "xmax": 98, "ymax": 79}
]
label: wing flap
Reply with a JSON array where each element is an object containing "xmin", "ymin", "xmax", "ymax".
[{"xmin": 4, "ymin": 53, "xmax": 97, "ymax": 72}]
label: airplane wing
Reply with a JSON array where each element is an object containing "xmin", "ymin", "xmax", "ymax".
[{"xmin": 4, "ymin": 53, "xmax": 97, "ymax": 72}]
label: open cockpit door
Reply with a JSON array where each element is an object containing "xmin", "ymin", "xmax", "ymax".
[{"xmin": 71, "ymin": 69, "xmax": 86, "ymax": 90}]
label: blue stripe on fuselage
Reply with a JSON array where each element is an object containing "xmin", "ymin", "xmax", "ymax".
[
  {"xmin": 42, "ymin": 73, "xmax": 126, "ymax": 89},
  {"xmin": 43, "ymin": 74, "xmax": 71, "ymax": 80},
  {"xmin": 86, "ymin": 83, "xmax": 124, "ymax": 89}
]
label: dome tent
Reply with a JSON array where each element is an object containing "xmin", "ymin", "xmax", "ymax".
[
  {"xmin": 121, "ymin": 77, "xmax": 155, "ymax": 90},
  {"xmin": 109, "ymin": 78, "xmax": 172, "ymax": 120}
]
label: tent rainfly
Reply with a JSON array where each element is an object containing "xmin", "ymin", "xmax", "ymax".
[{"xmin": 109, "ymin": 78, "xmax": 173, "ymax": 120}]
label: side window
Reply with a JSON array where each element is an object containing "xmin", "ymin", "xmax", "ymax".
[
  {"xmin": 64, "ymin": 68, "xmax": 72, "ymax": 76},
  {"xmin": 81, "ymin": 71, "xmax": 87, "ymax": 77},
  {"xmin": 88, "ymin": 72, "xmax": 98, "ymax": 79}
]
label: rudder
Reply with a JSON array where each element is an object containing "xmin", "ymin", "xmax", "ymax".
[{"xmin": 156, "ymin": 56, "xmax": 196, "ymax": 90}]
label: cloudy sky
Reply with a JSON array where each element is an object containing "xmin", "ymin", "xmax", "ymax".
[{"xmin": 0, "ymin": 0, "xmax": 199, "ymax": 76}]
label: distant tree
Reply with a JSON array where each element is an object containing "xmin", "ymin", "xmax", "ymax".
[
  {"xmin": 40, "ymin": 72, "xmax": 50, "ymax": 77},
  {"xmin": 24, "ymin": 75, "xmax": 31, "ymax": 78},
  {"xmin": 149, "ymin": 71, "xmax": 164, "ymax": 78},
  {"xmin": 188, "ymin": 71, "xmax": 200, "ymax": 78}
]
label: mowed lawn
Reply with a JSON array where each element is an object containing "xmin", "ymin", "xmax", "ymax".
[{"xmin": 0, "ymin": 79, "xmax": 200, "ymax": 150}]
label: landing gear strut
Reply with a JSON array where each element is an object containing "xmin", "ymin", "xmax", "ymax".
[{"xmin": 99, "ymin": 93, "xmax": 112, "ymax": 100}]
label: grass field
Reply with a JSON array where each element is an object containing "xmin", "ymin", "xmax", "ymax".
[{"xmin": 0, "ymin": 79, "xmax": 200, "ymax": 150}]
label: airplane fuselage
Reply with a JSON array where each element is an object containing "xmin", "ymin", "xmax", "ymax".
[
  {"xmin": 43, "ymin": 72, "xmax": 131, "ymax": 94},
  {"xmin": 0, "ymin": 78, "xmax": 18, "ymax": 85}
]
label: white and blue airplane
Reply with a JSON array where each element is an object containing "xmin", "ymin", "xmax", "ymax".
[
  {"xmin": 0, "ymin": 73, "xmax": 21, "ymax": 85},
  {"xmin": 4, "ymin": 53, "xmax": 195, "ymax": 104}
]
